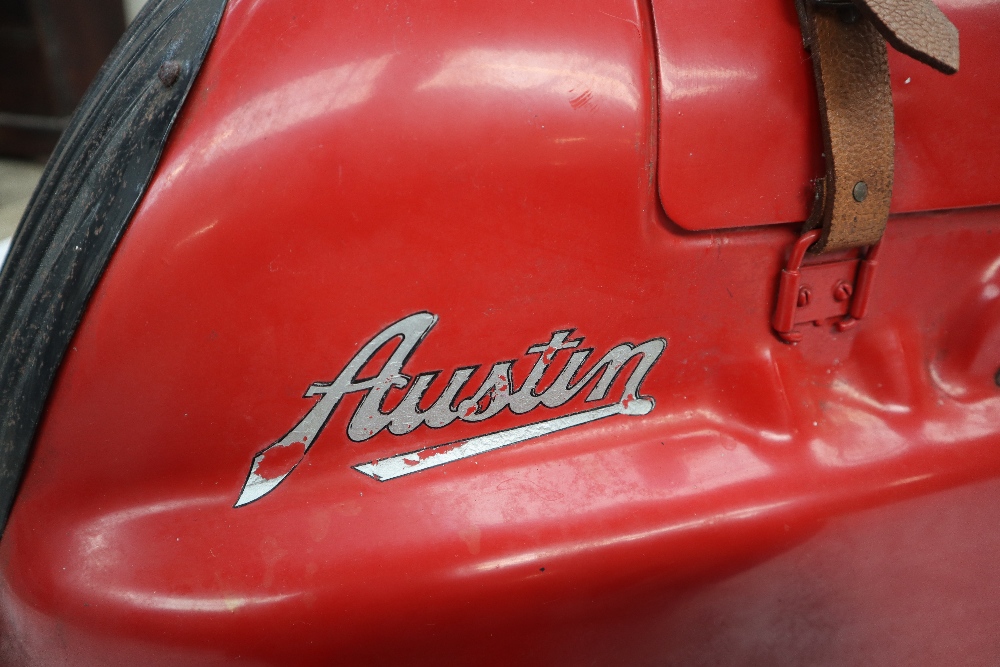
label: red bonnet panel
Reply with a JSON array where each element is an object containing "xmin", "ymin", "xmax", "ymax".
[{"xmin": 652, "ymin": 0, "xmax": 1000, "ymax": 231}]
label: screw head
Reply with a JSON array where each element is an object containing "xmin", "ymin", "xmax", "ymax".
[
  {"xmin": 853, "ymin": 181, "xmax": 868, "ymax": 203},
  {"xmin": 158, "ymin": 60, "xmax": 181, "ymax": 87},
  {"xmin": 833, "ymin": 281, "xmax": 853, "ymax": 302},
  {"xmin": 797, "ymin": 287, "xmax": 812, "ymax": 307}
]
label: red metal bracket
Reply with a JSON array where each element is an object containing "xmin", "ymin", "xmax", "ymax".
[{"xmin": 772, "ymin": 229, "xmax": 882, "ymax": 343}]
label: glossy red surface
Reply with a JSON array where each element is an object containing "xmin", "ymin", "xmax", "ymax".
[
  {"xmin": 654, "ymin": 0, "xmax": 1000, "ymax": 231},
  {"xmin": 3, "ymin": 1, "xmax": 1000, "ymax": 665}
]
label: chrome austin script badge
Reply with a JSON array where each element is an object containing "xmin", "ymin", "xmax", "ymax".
[{"xmin": 235, "ymin": 312, "xmax": 665, "ymax": 506}]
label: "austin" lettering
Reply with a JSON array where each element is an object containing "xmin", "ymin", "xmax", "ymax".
[{"xmin": 235, "ymin": 312, "xmax": 665, "ymax": 506}]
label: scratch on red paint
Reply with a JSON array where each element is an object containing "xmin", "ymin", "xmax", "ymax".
[{"xmin": 569, "ymin": 90, "xmax": 593, "ymax": 110}]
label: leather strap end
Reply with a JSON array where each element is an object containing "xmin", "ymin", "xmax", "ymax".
[{"xmin": 859, "ymin": 0, "xmax": 959, "ymax": 74}]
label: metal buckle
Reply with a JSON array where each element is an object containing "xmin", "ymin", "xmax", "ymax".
[{"xmin": 772, "ymin": 229, "xmax": 882, "ymax": 343}]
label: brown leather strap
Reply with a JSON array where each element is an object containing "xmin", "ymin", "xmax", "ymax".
[
  {"xmin": 796, "ymin": 0, "xmax": 959, "ymax": 253},
  {"xmin": 799, "ymin": 2, "xmax": 894, "ymax": 252},
  {"xmin": 860, "ymin": 0, "xmax": 959, "ymax": 74}
]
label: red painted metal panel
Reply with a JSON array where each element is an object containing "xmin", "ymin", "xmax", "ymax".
[
  {"xmin": 2, "ymin": 0, "xmax": 1000, "ymax": 664},
  {"xmin": 654, "ymin": 0, "xmax": 1000, "ymax": 231}
]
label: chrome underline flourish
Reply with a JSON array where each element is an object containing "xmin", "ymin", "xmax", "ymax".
[{"xmin": 354, "ymin": 397, "xmax": 651, "ymax": 481}]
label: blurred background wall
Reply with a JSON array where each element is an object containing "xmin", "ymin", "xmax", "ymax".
[
  {"xmin": 123, "ymin": 0, "xmax": 148, "ymax": 22},
  {"xmin": 0, "ymin": 0, "xmax": 146, "ymax": 245}
]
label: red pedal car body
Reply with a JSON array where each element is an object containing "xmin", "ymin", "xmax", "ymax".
[{"xmin": 0, "ymin": 0, "xmax": 998, "ymax": 664}]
